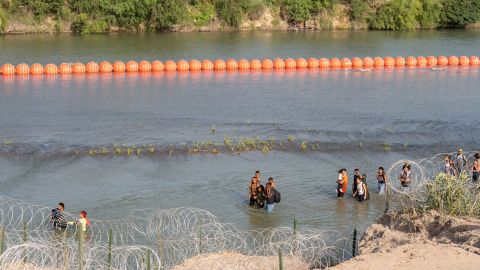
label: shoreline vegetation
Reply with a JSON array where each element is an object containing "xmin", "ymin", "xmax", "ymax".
[{"xmin": 0, "ymin": 0, "xmax": 480, "ymax": 34}]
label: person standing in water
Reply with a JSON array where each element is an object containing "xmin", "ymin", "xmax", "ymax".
[
  {"xmin": 68, "ymin": 211, "xmax": 91, "ymax": 232},
  {"xmin": 353, "ymin": 177, "xmax": 367, "ymax": 202},
  {"xmin": 352, "ymin": 169, "xmax": 364, "ymax": 195},
  {"xmin": 248, "ymin": 176, "xmax": 259, "ymax": 206},
  {"xmin": 265, "ymin": 181, "xmax": 280, "ymax": 212},
  {"xmin": 254, "ymin": 170, "xmax": 261, "ymax": 183},
  {"xmin": 255, "ymin": 185, "xmax": 266, "ymax": 209},
  {"xmin": 399, "ymin": 163, "xmax": 411, "ymax": 188},
  {"xmin": 336, "ymin": 169, "xmax": 348, "ymax": 197},
  {"xmin": 376, "ymin": 167, "xmax": 388, "ymax": 194},
  {"xmin": 455, "ymin": 149, "xmax": 467, "ymax": 175},
  {"xmin": 472, "ymin": 159, "xmax": 480, "ymax": 183},
  {"xmin": 51, "ymin": 202, "xmax": 67, "ymax": 230}
]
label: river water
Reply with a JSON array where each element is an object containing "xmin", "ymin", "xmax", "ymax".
[{"xmin": 1, "ymin": 31, "xmax": 479, "ymax": 233}]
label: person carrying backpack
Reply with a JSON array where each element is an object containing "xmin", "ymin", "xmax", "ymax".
[{"xmin": 265, "ymin": 178, "xmax": 280, "ymax": 212}]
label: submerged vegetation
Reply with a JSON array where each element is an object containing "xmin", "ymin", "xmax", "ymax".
[{"xmin": 0, "ymin": 0, "xmax": 479, "ymax": 33}]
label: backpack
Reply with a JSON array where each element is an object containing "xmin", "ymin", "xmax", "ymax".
[{"xmin": 273, "ymin": 189, "xmax": 281, "ymax": 203}]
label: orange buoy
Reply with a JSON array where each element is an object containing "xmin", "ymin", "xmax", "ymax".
[
  {"xmin": 85, "ymin": 62, "xmax": 99, "ymax": 73},
  {"xmin": 459, "ymin": 56, "xmax": 469, "ymax": 66},
  {"xmin": 406, "ymin": 56, "xmax": 416, "ymax": 66},
  {"xmin": 330, "ymin": 58, "xmax": 341, "ymax": 68},
  {"xmin": 283, "ymin": 58, "xmax": 295, "ymax": 69},
  {"xmin": 341, "ymin": 58, "xmax": 352, "ymax": 68},
  {"xmin": 226, "ymin": 59, "xmax": 238, "ymax": 70},
  {"xmin": 374, "ymin": 57, "xmax": 384, "ymax": 67},
  {"xmin": 307, "ymin": 58, "xmax": 319, "ymax": 68},
  {"xmin": 138, "ymin": 60, "xmax": 151, "ymax": 72},
  {"xmin": 273, "ymin": 58, "xmax": 285, "ymax": 69},
  {"xmin": 384, "ymin": 57, "xmax": 395, "ymax": 67},
  {"xmin": 177, "ymin": 60, "xmax": 190, "ymax": 71},
  {"xmin": 125, "ymin": 61, "xmax": 139, "ymax": 72},
  {"xmin": 249, "ymin": 59, "xmax": 262, "ymax": 69},
  {"xmin": 296, "ymin": 58, "xmax": 308, "ymax": 68},
  {"xmin": 416, "ymin": 56, "xmax": 427, "ymax": 66},
  {"xmin": 189, "ymin": 59, "xmax": 202, "ymax": 71},
  {"xmin": 71, "ymin": 62, "xmax": 85, "ymax": 73},
  {"xmin": 202, "ymin": 59, "xmax": 214, "ymax": 70},
  {"xmin": 99, "ymin": 61, "xmax": 113, "ymax": 73},
  {"xmin": 1, "ymin": 63, "xmax": 15, "ymax": 75},
  {"xmin": 395, "ymin": 56, "xmax": 405, "ymax": 67},
  {"xmin": 164, "ymin": 60, "xmax": 178, "ymax": 71},
  {"xmin": 151, "ymin": 60, "xmax": 165, "ymax": 71},
  {"xmin": 448, "ymin": 56, "xmax": 459, "ymax": 66},
  {"xmin": 426, "ymin": 56, "xmax": 437, "ymax": 66},
  {"xmin": 44, "ymin": 64, "xmax": 58, "ymax": 74},
  {"xmin": 437, "ymin": 56, "xmax": 448, "ymax": 66},
  {"xmin": 58, "ymin": 63, "xmax": 72, "ymax": 74},
  {"xmin": 363, "ymin": 57, "xmax": 373, "ymax": 68},
  {"xmin": 470, "ymin": 56, "xmax": 479, "ymax": 65},
  {"xmin": 15, "ymin": 63, "xmax": 30, "ymax": 75},
  {"xmin": 113, "ymin": 61, "xmax": 125, "ymax": 72},
  {"xmin": 351, "ymin": 57, "xmax": 363, "ymax": 68},
  {"xmin": 261, "ymin": 59, "xmax": 273, "ymax": 69},
  {"xmin": 30, "ymin": 63, "xmax": 44, "ymax": 74},
  {"xmin": 238, "ymin": 59, "xmax": 250, "ymax": 70},
  {"xmin": 319, "ymin": 58, "xmax": 330, "ymax": 69},
  {"xmin": 214, "ymin": 59, "xmax": 226, "ymax": 70}
]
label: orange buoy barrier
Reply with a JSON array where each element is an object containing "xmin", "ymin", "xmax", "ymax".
[
  {"xmin": 151, "ymin": 60, "xmax": 165, "ymax": 71},
  {"xmin": 459, "ymin": 56, "xmax": 469, "ymax": 66},
  {"xmin": 395, "ymin": 56, "xmax": 405, "ymax": 67},
  {"xmin": 437, "ymin": 56, "xmax": 448, "ymax": 66},
  {"xmin": 307, "ymin": 58, "xmax": 319, "ymax": 68},
  {"xmin": 352, "ymin": 57, "xmax": 363, "ymax": 68},
  {"xmin": 164, "ymin": 60, "xmax": 177, "ymax": 71},
  {"xmin": 284, "ymin": 58, "xmax": 296, "ymax": 69},
  {"xmin": 44, "ymin": 64, "xmax": 58, "ymax": 74},
  {"xmin": 30, "ymin": 63, "xmax": 44, "ymax": 75},
  {"xmin": 238, "ymin": 59, "xmax": 250, "ymax": 70},
  {"xmin": 177, "ymin": 60, "xmax": 190, "ymax": 71},
  {"xmin": 470, "ymin": 56, "xmax": 479, "ymax": 65},
  {"xmin": 448, "ymin": 56, "xmax": 459, "ymax": 66},
  {"xmin": 58, "ymin": 63, "xmax": 72, "ymax": 74},
  {"xmin": 384, "ymin": 57, "xmax": 395, "ymax": 67},
  {"xmin": 374, "ymin": 57, "xmax": 384, "ymax": 67},
  {"xmin": 126, "ymin": 61, "xmax": 139, "ymax": 72},
  {"xmin": 139, "ymin": 60, "xmax": 151, "ymax": 72},
  {"xmin": 189, "ymin": 60, "xmax": 202, "ymax": 71},
  {"xmin": 261, "ymin": 59, "xmax": 273, "ymax": 69},
  {"xmin": 416, "ymin": 56, "xmax": 427, "ymax": 66},
  {"xmin": 341, "ymin": 58, "xmax": 352, "ymax": 68},
  {"xmin": 273, "ymin": 58, "xmax": 285, "ymax": 69},
  {"xmin": 426, "ymin": 56, "xmax": 437, "ymax": 66},
  {"xmin": 214, "ymin": 59, "xmax": 226, "ymax": 70},
  {"xmin": 406, "ymin": 56, "xmax": 417, "ymax": 66},
  {"xmin": 99, "ymin": 61, "xmax": 113, "ymax": 73},
  {"xmin": 319, "ymin": 58, "xmax": 330, "ymax": 69},
  {"xmin": 201, "ymin": 59, "xmax": 214, "ymax": 70},
  {"xmin": 113, "ymin": 61, "xmax": 125, "ymax": 72},
  {"xmin": 85, "ymin": 62, "xmax": 99, "ymax": 73},
  {"xmin": 16, "ymin": 63, "xmax": 30, "ymax": 75},
  {"xmin": 363, "ymin": 57, "xmax": 373, "ymax": 68},
  {"xmin": 330, "ymin": 58, "xmax": 341, "ymax": 68},
  {"xmin": 250, "ymin": 59, "xmax": 262, "ymax": 69},
  {"xmin": 296, "ymin": 58, "xmax": 308, "ymax": 68},
  {"xmin": 1, "ymin": 63, "xmax": 15, "ymax": 75},
  {"xmin": 226, "ymin": 59, "xmax": 238, "ymax": 70}
]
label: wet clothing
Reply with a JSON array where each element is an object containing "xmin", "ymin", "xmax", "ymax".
[
  {"xmin": 377, "ymin": 173, "xmax": 386, "ymax": 194},
  {"xmin": 249, "ymin": 182, "xmax": 259, "ymax": 206},
  {"xmin": 472, "ymin": 163, "xmax": 480, "ymax": 183},
  {"xmin": 256, "ymin": 191, "xmax": 266, "ymax": 209},
  {"xmin": 52, "ymin": 208, "xmax": 67, "ymax": 230},
  {"xmin": 455, "ymin": 154, "xmax": 467, "ymax": 173},
  {"xmin": 68, "ymin": 217, "xmax": 89, "ymax": 232}
]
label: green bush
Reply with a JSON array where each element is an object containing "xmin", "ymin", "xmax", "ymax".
[
  {"xmin": 426, "ymin": 173, "xmax": 480, "ymax": 217},
  {"xmin": 70, "ymin": 13, "xmax": 88, "ymax": 33},
  {"xmin": 241, "ymin": 0, "xmax": 266, "ymax": 20},
  {"xmin": 0, "ymin": 7, "xmax": 7, "ymax": 33},
  {"xmin": 417, "ymin": 0, "xmax": 442, "ymax": 28},
  {"xmin": 350, "ymin": 0, "xmax": 370, "ymax": 21},
  {"xmin": 282, "ymin": 0, "xmax": 311, "ymax": 23},
  {"xmin": 368, "ymin": 0, "xmax": 422, "ymax": 30},
  {"xmin": 440, "ymin": 0, "xmax": 480, "ymax": 27},
  {"xmin": 190, "ymin": 0, "xmax": 215, "ymax": 26},
  {"xmin": 215, "ymin": 0, "xmax": 243, "ymax": 28},
  {"xmin": 152, "ymin": 0, "xmax": 188, "ymax": 30}
]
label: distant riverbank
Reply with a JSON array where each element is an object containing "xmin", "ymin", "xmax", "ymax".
[{"xmin": 1, "ymin": 0, "xmax": 479, "ymax": 34}]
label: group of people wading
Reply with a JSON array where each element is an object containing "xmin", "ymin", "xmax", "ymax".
[
  {"xmin": 51, "ymin": 202, "xmax": 91, "ymax": 232},
  {"xmin": 336, "ymin": 167, "xmax": 387, "ymax": 202},
  {"xmin": 444, "ymin": 149, "xmax": 480, "ymax": 183},
  {"xmin": 248, "ymin": 171, "xmax": 281, "ymax": 212}
]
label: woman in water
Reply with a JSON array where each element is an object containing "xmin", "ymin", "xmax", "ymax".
[
  {"xmin": 249, "ymin": 177, "xmax": 259, "ymax": 206},
  {"xmin": 353, "ymin": 177, "xmax": 367, "ymax": 202},
  {"xmin": 68, "ymin": 210, "xmax": 90, "ymax": 232},
  {"xmin": 399, "ymin": 163, "xmax": 411, "ymax": 188},
  {"xmin": 336, "ymin": 169, "xmax": 348, "ymax": 197},
  {"xmin": 376, "ymin": 167, "xmax": 388, "ymax": 194},
  {"xmin": 472, "ymin": 159, "xmax": 480, "ymax": 183},
  {"xmin": 255, "ymin": 185, "xmax": 266, "ymax": 209}
]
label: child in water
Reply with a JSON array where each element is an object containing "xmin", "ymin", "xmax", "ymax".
[{"xmin": 68, "ymin": 210, "xmax": 91, "ymax": 232}]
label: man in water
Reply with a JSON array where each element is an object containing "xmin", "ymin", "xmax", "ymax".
[
  {"xmin": 254, "ymin": 170, "xmax": 261, "ymax": 184},
  {"xmin": 455, "ymin": 149, "xmax": 467, "ymax": 174},
  {"xmin": 51, "ymin": 202, "xmax": 67, "ymax": 230}
]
